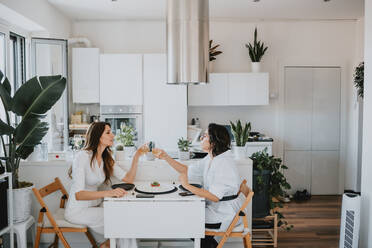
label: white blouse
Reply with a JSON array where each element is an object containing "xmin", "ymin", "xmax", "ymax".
[
  {"xmin": 65, "ymin": 150, "xmax": 127, "ymax": 217},
  {"xmin": 187, "ymin": 150, "xmax": 243, "ymax": 231}
]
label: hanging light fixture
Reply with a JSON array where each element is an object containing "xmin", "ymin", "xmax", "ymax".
[{"xmin": 166, "ymin": 0, "xmax": 210, "ymax": 85}]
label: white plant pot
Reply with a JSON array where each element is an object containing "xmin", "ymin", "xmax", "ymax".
[
  {"xmin": 251, "ymin": 62, "xmax": 261, "ymax": 73},
  {"xmin": 124, "ymin": 146, "xmax": 136, "ymax": 159},
  {"xmin": 115, "ymin": 151, "xmax": 125, "ymax": 161},
  {"xmin": 146, "ymin": 152, "xmax": 155, "ymax": 161},
  {"xmin": 233, "ymin": 146, "xmax": 247, "ymax": 159},
  {"xmin": 9, "ymin": 185, "xmax": 33, "ymax": 223},
  {"xmin": 178, "ymin": 151, "xmax": 190, "ymax": 160}
]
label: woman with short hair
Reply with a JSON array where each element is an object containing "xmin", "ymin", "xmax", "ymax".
[{"xmin": 153, "ymin": 123, "xmax": 243, "ymax": 248}]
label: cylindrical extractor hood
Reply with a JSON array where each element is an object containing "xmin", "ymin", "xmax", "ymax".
[{"xmin": 166, "ymin": 0, "xmax": 209, "ymax": 85}]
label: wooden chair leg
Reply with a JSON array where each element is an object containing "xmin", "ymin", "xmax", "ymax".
[
  {"xmin": 244, "ymin": 233, "xmax": 252, "ymax": 248},
  {"xmin": 55, "ymin": 231, "xmax": 70, "ymax": 248},
  {"xmin": 243, "ymin": 237, "xmax": 248, "ymax": 248},
  {"xmin": 85, "ymin": 230, "xmax": 98, "ymax": 248},
  {"xmin": 54, "ymin": 234, "xmax": 59, "ymax": 248},
  {"xmin": 34, "ymin": 227, "xmax": 42, "ymax": 248},
  {"xmin": 217, "ymin": 236, "xmax": 229, "ymax": 248}
]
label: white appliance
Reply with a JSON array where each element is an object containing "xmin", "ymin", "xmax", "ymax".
[{"xmin": 339, "ymin": 193, "xmax": 361, "ymax": 248}]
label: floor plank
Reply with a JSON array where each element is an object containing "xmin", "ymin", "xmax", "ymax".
[{"xmin": 275, "ymin": 195, "xmax": 342, "ymax": 248}]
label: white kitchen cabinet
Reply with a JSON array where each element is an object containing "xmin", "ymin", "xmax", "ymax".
[
  {"xmin": 188, "ymin": 73, "xmax": 228, "ymax": 106},
  {"xmin": 188, "ymin": 73, "xmax": 269, "ymax": 106},
  {"xmin": 228, "ymin": 73, "xmax": 269, "ymax": 105},
  {"xmin": 311, "ymin": 151, "xmax": 339, "ymax": 194},
  {"xmin": 143, "ymin": 54, "xmax": 187, "ymax": 151},
  {"xmin": 72, "ymin": 48, "xmax": 100, "ymax": 103},
  {"xmin": 100, "ymin": 54, "xmax": 143, "ymax": 106}
]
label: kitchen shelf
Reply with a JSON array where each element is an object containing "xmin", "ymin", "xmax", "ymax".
[{"xmin": 69, "ymin": 124, "xmax": 90, "ymax": 130}]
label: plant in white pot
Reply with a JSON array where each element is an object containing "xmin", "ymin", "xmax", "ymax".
[
  {"xmin": 230, "ymin": 120, "xmax": 251, "ymax": 159},
  {"xmin": 115, "ymin": 144, "xmax": 125, "ymax": 161},
  {"xmin": 0, "ymin": 70, "xmax": 66, "ymax": 223},
  {"xmin": 245, "ymin": 27, "xmax": 268, "ymax": 72},
  {"xmin": 115, "ymin": 124, "xmax": 135, "ymax": 159},
  {"xmin": 177, "ymin": 137, "xmax": 192, "ymax": 160}
]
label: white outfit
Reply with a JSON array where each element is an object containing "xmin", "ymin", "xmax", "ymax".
[
  {"xmin": 65, "ymin": 150, "xmax": 138, "ymax": 248},
  {"xmin": 187, "ymin": 150, "xmax": 243, "ymax": 231}
]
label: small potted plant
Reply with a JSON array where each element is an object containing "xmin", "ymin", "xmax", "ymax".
[
  {"xmin": 177, "ymin": 137, "xmax": 192, "ymax": 160},
  {"xmin": 245, "ymin": 27, "xmax": 268, "ymax": 72},
  {"xmin": 209, "ymin": 40, "xmax": 222, "ymax": 72},
  {"xmin": 115, "ymin": 124, "xmax": 136, "ymax": 159},
  {"xmin": 230, "ymin": 120, "xmax": 251, "ymax": 159},
  {"xmin": 115, "ymin": 144, "xmax": 125, "ymax": 161},
  {"xmin": 0, "ymin": 70, "xmax": 66, "ymax": 223}
]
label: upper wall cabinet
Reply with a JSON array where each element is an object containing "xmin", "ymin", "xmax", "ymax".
[
  {"xmin": 72, "ymin": 48, "xmax": 100, "ymax": 103},
  {"xmin": 188, "ymin": 72, "xmax": 269, "ymax": 106},
  {"xmin": 100, "ymin": 54, "xmax": 143, "ymax": 106}
]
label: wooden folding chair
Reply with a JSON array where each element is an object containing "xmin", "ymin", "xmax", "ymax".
[
  {"xmin": 205, "ymin": 179, "xmax": 254, "ymax": 248},
  {"xmin": 252, "ymin": 214, "xmax": 278, "ymax": 247},
  {"xmin": 32, "ymin": 177, "xmax": 98, "ymax": 248}
]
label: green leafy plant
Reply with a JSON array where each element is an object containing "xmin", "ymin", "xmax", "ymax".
[
  {"xmin": 0, "ymin": 70, "xmax": 66, "ymax": 188},
  {"xmin": 115, "ymin": 125, "xmax": 135, "ymax": 147},
  {"xmin": 354, "ymin": 62, "xmax": 364, "ymax": 98},
  {"xmin": 209, "ymin": 40, "xmax": 222, "ymax": 62},
  {"xmin": 230, "ymin": 120, "xmax": 251, "ymax": 147},
  {"xmin": 177, "ymin": 137, "xmax": 191, "ymax": 152},
  {"xmin": 245, "ymin": 27, "xmax": 268, "ymax": 62},
  {"xmin": 116, "ymin": 144, "xmax": 124, "ymax": 151},
  {"xmin": 250, "ymin": 148, "xmax": 293, "ymax": 230}
]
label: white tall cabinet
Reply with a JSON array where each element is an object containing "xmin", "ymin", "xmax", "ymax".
[
  {"xmin": 72, "ymin": 48, "xmax": 100, "ymax": 103},
  {"xmin": 143, "ymin": 54, "xmax": 187, "ymax": 151},
  {"xmin": 284, "ymin": 67, "xmax": 341, "ymax": 195},
  {"xmin": 100, "ymin": 54, "xmax": 143, "ymax": 106}
]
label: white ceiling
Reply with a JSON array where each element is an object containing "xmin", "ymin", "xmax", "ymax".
[{"xmin": 48, "ymin": 0, "xmax": 364, "ymax": 21}]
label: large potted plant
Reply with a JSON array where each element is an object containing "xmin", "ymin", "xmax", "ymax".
[
  {"xmin": 230, "ymin": 120, "xmax": 251, "ymax": 159},
  {"xmin": 245, "ymin": 27, "xmax": 268, "ymax": 72},
  {"xmin": 177, "ymin": 137, "xmax": 192, "ymax": 160},
  {"xmin": 115, "ymin": 124, "xmax": 136, "ymax": 159},
  {"xmin": 250, "ymin": 148, "xmax": 293, "ymax": 230},
  {"xmin": 0, "ymin": 70, "xmax": 66, "ymax": 223}
]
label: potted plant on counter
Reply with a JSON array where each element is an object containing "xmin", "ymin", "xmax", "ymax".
[
  {"xmin": 245, "ymin": 27, "xmax": 268, "ymax": 72},
  {"xmin": 250, "ymin": 148, "xmax": 293, "ymax": 230},
  {"xmin": 230, "ymin": 120, "xmax": 251, "ymax": 159},
  {"xmin": 115, "ymin": 124, "xmax": 136, "ymax": 159},
  {"xmin": 0, "ymin": 70, "xmax": 66, "ymax": 223},
  {"xmin": 115, "ymin": 144, "xmax": 125, "ymax": 161},
  {"xmin": 177, "ymin": 137, "xmax": 192, "ymax": 160}
]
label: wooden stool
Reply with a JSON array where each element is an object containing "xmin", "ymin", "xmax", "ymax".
[{"xmin": 252, "ymin": 214, "xmax": 278, "ymax": 247}]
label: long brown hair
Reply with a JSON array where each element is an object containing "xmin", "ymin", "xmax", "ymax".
[
  {"xmin": 84, "ymin": 122, "xmax": 115, "ymax": 184},
  {"xmin": 208, "ymin": 123, "xmax": 231, "ymax": 157},
  {"xmin": 68, "ymin": 122, "xmax": 115, "ymax": 184}
]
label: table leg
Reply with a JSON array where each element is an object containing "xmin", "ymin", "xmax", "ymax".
[
  {"xmin": 194, "ymin": 238, "xmax": 201, "ymax": 248},
  {"xmin": 110, "ymin": 238, "xmax": 116, "ymax": 248}
]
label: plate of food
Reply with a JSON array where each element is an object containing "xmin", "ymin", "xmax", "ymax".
[
  {"xmin": 179, "ymin": 183, "xmax": 202, "ymax": 192},
  {"xmin": 112, "ymin": 183, "xmax": 135, "ymax": 191},
  {"xmin": 135, "ymin": 181, "xmax": 178, "ymax": 195}
]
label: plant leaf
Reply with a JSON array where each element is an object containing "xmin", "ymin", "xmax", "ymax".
[
  {"xmin": 12, "ymin": 75, "xmax": 66, "ymax": 119},
  {"xmin": 0, "ymin": 119, "xmax": 14, "ymax": 135},
  {"xmin": 0, "ymin": 77, "xmax": 13, "ymax": 111},
  {"xmin": 16, "ymin": 146, "xmax": 35, "ymax": 160},
  {"xmin": 14, "ymin": 118, "xmax": 48, "ymax": 147}
]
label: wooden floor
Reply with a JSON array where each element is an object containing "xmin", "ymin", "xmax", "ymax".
[{"xmin": 274, "ymin": 195, "xmax": 342, "ymax": 248}]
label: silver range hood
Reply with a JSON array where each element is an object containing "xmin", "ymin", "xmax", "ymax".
[{"xmin": 166, "ymin": 0, "xmax": 210, "ymax": 85}]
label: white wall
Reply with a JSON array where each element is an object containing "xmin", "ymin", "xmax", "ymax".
[
  {"xmin": 0, "ymin": 0, "xmax": 71, "ymax": 38},
  {"xmin": 73, "ymin": 20, "xmax": 359, "ymax": 191},
  {"xmin": 360, "ymin": 0, "xmax": 372, "ymax": 246}
]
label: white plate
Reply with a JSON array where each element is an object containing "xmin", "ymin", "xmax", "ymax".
[{"xmin": 135, "ymin": 183, "xmax": 175, "ymax": 194}]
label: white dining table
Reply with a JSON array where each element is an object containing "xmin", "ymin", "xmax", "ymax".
[{"xmin": 104, "ymin": 181, "xmax": 206, "ymax": 248}]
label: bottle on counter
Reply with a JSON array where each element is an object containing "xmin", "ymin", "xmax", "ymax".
[{"xmin": 195, "ymin": 118, "xmax": 200, "ymax": 128}]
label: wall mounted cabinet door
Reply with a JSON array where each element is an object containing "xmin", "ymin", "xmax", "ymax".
[
  {"xmin": 100, "ymin": 54, "xmax": 143, "ymax": 106},
  {"xmin": 188, "ymin": 73, "xmax": 228, "ymax": 106},
  {"xmin": 72, "ymin": 48, "xmax": 100, "ymax": 103},
  {"xmin": 228, "ymin": 73, "xmax": 269, "ymax": 106}
]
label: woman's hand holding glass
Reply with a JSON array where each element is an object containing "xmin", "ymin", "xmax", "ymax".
[
  {"xmin": 152, "ymin": 148, "xmax": 169, "ymax": 160},
  {"xmin": 134, "ymin": 144, "xmax": 149, "ymax": 157}
]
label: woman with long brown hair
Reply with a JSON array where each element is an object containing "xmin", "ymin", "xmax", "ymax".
[{"xmin": 65, "ymin": 122, "xmax": 147, "ymax": 248}]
